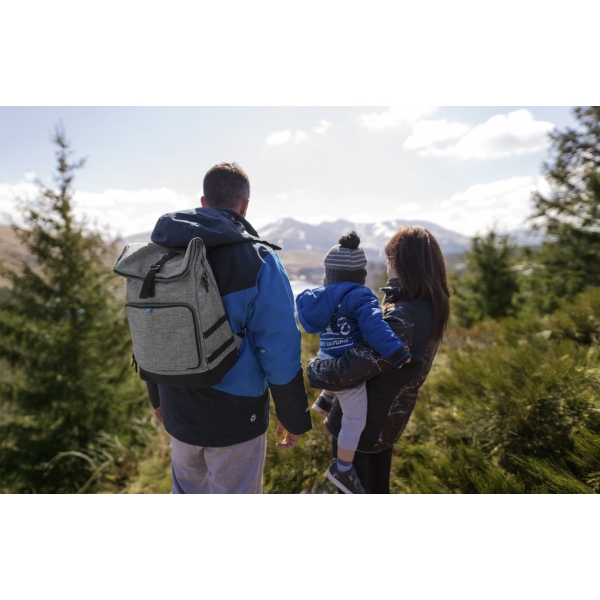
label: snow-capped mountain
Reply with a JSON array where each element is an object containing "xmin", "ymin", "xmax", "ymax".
[
  {"xmin": 122, "ymin": 218, "xmax": 543, "ymax": 259},
  {"xmin": 258, "ymin": 218, "xmax": 471, "ymax": 259}
]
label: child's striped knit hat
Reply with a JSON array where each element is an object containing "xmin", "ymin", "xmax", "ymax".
[{"xmin": 323, "ymin": 231, "xmax": 368, "ymax": 285}]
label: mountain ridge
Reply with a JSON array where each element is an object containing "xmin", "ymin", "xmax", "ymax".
[
  {"xmin": 123, "ymin": 217, "xmax": 473, "ymax": 259},
  {"xmin": 122, "ymin": 217, "xmax": 545, "ymax": 260}
]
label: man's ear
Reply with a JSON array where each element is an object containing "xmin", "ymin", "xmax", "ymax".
[
  {"xmin": 239, "ymin": 198, "xmax": 249, "ymax": 218},
  {"xmin": 200, "ymin": 196, "xmax": 207, "ymax": 207}
]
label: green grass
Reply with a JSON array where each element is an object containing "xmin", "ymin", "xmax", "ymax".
[{"xmin": 123, "ymin": 288, "xmax": 600, "ymax": 494}]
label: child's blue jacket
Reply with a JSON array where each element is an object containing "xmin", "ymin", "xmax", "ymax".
[{"xmin": 296, "ymin": 282, "xmax": 410, "ymax": 365}]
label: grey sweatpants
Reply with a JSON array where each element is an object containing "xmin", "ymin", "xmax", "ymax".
[
  {"xmin": 170, "ymin": 432, "xmax": 267, "ymax": 494},
  {"xmin": 319, "ymin": 350, "xmax": 368, "ymax": 452}
]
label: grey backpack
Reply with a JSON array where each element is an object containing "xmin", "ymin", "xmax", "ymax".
[{"xmin": 113, "ymin": 237, "xmax": 240, "ymax": 388}]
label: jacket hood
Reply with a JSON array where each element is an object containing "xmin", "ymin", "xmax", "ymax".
[
  {"xmin": 296, "ymin": 282, "xmax": 365, "ymax": 333},
  {"xmin": 151, "ymin": 207, "xmax": 260, "ymax": 250}
]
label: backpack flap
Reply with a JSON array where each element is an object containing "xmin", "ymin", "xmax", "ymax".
[{"xmin": 113, "ymin": 238, "xmax": 202, "ymax": 281}]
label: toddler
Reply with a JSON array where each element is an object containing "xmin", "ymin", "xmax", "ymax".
[{"xmin": 296, "ymin": 232, "xmax": 411, "ymax": 493}]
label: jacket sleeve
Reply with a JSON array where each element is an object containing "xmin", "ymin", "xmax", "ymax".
[
  {"xmin": 307, "ymin": 307, "xmax": 415, "ymax": 391},
  {"xmin": 295, "ymin": 290, "xmax": 319, "ymax": 333},
  {"xmin": 247, "ymin": 251, "xmax": 312, "ymax": 435},
  {"xmin": 346, "ymin": 289, "xmax": 411, "ymax": 365}
]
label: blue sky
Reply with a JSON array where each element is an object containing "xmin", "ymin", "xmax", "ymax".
[{"xmin": 0, "ymin": 106, "xmax": 577, "ymax": 238}]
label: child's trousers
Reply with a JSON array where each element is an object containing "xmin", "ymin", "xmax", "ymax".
[{"xmin": 319, "ymin": 350, "xmax": 368, "ymax": 452}]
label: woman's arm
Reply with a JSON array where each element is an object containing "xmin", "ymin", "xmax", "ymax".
[
  {"xmin": 345, "ymin": 288, "xmax": 409, "ymax": 365},
  {"xmin": 307, "ymin": 306, "xmax": 415, "ymax": 391}
]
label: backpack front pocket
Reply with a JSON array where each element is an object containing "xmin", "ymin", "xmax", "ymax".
[{"xmin": 126, "ymin": 304, "xmax": 201, "ymax": 372}]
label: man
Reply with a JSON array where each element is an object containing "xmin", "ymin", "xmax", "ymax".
[{"xmin": 145, "ymin": 162, "xmax": 312, "ymax": 493}]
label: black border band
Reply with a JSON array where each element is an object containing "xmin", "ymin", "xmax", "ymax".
[
  {"xmin": 203, "ymin": 314, "xmax": 229, "ymax": 339},
  {"xmin": 139, "ymin": 348, "xmax": 237, "ymax": 389},
  {"xmin": 207, "ymin": 336, "xmax": 235, "ymax": 364}
]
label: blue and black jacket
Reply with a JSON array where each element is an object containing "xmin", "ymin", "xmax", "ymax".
[
  {"xmin": 296, "ymin": 282, "xmax": 411, "ymax": 365},
  {"xmin": 145, "ymin": 207, "xmax": 312, "ymax": 447}
]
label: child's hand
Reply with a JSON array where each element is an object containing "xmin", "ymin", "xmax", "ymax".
[
  {"xmin": 398, "ymin": 357, "xmax": 411, "ymax": 368},
  {"xmin": 275, "ymin": 421, "xmax": 301, "ymax": 450}
]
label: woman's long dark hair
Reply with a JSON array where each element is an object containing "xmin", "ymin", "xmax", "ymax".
[{"xmin": 384, "ymin": 226, "xmax": 450, "ymax": 343}]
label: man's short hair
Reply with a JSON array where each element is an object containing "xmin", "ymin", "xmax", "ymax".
[{"xmin": 203, "ymin": 162, "xmax": 250, "ymax": 210}]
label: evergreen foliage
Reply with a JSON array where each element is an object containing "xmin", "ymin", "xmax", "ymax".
[
  {"xmin": 0, "ymin": 126, "xmax": 147, "ymax": 493},
  {"xmin": 125, "ymin": 329, "xmax": 338, "ymax": 494},
  {"xmin": 390, "ymin": 289, "xmax": 600, "ymax": 494},
  {"xmin": 527, "ymin": 106, "xmax": 600, "ymax": 308},
  {"xmin": 532, "ymin": 106, "xmax": 600, "ymax": 234},
  {"xmin": 451, "ymin": 230, "xmax": 519, "ymax": 327},
  {"xmin": 6, "ymin": 111, "xmax": 600, "ymax": 494},
  {"xmin": 263, "ymin": 331, "xmax": 335, "ymax": 493},
  {"xmin": 126, "ymin": 107, "xmax": 600, "ymax": 494}
]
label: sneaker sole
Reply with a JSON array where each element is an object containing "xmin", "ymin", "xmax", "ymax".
[
  {"xmin": 311, "ymin": 403, "xmax": 329, "ymax": 417},
  {"xmin": 326, "ymin": 468, "xmax": 355, "ymax": 494}
]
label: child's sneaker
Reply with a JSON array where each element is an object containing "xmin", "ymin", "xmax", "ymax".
[
  {"xmin": 311, "ymin": 393, "xmax": 334, "ymax": 417},
  {"xmin": 326, "ymin": 459, "xmax": 366, "ymax": 494}
]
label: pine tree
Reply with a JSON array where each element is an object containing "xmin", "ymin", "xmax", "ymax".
[
  {"xmin": 529, "ymin": 106, "xmax": 600, "ymax": 304},
  {"xmin": 532, "ymin": 106, "xmax": 600, "ymax": 233},
  {"xmin": 452, "ymin": 230, "xmax": 519, "ymax": 327},
  {"xmin": 0, "ymin": 126, "xmax": 143, "ymax": 493}
]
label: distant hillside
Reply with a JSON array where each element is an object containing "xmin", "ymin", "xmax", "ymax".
[
  {"xmin": 259, "ymin": 218, "xmax": 472, "ymax": 259},
  {"xmin": 2, "ymin": 218, "xmax": 543, "ymax": 290},
  {"xmin": 121, "ymin": 218, "xmax": 549, "ymax": 285},
  {"xmin": 123, "ymin": 218, "xmax": 472, "ymax": 259},
  {"xmin": 0, "ymin": 225, "xmax": 30, "ymax": 287}
]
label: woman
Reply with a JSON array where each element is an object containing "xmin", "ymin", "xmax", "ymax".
[{"xmin": 307, "ymin": 225, "xmax": 450, "ymax": 493}]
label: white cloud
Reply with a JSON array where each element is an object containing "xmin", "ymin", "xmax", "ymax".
[
  {"xmin": 293, "ymin": 130, "xmax": 309, "ymax": 143},
  {"xmin": 312, "ymin": 119, "xmax": 333, "ymax": 135},
  {"xmin": 415, "ymin": 109, "xmax": 555, "ymax": 159},
  {"xmin": 442, "ymin": 176, "xmax": 534, "ymax": 209},
  {"xmin": 435, "ymin": 176, "xmax": 539, "ymax": 235},
  {"xmin": 536, "ymin": 175, "xmax": 552, "ymax": 199},
  {"xmin": 338, "ymin": 176, "xmax": 551, "ymax": 238},
  {"xmin": 360, "ymin": 106, "xmax": 437, "ymax": 130},
  {"xmin": 72, "ymin": 187, "xmax": 196, "ymax": 237},
  {"xmin": 391, "ymin": 202, "xmax": 422, "ymax": 216},
  {"xmin": 403, "ymin": 119, "xmax": 470, "ymax": 150},
  {"xmin": 267, "ymin": 121, "xmax": 331, "ymax": 145},
  {"xmin": 0, "ymin": 181, "xmax": 39, "ymax": 227},
  {"xmin": 0, "ymin": 181, "xmax": 197, "ymax": 238},
  {"xmin": 266, "ymin": 129, "xmax": 309, "ymax": 145}
]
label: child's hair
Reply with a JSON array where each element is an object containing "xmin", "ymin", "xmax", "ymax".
[
  {"xmin": 384, "ymin": 225, "xmax": 450, "ymax": 342},
  {"xmin": 324, "ymin": 231, "xmax": 367, "ymax": 286}
]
